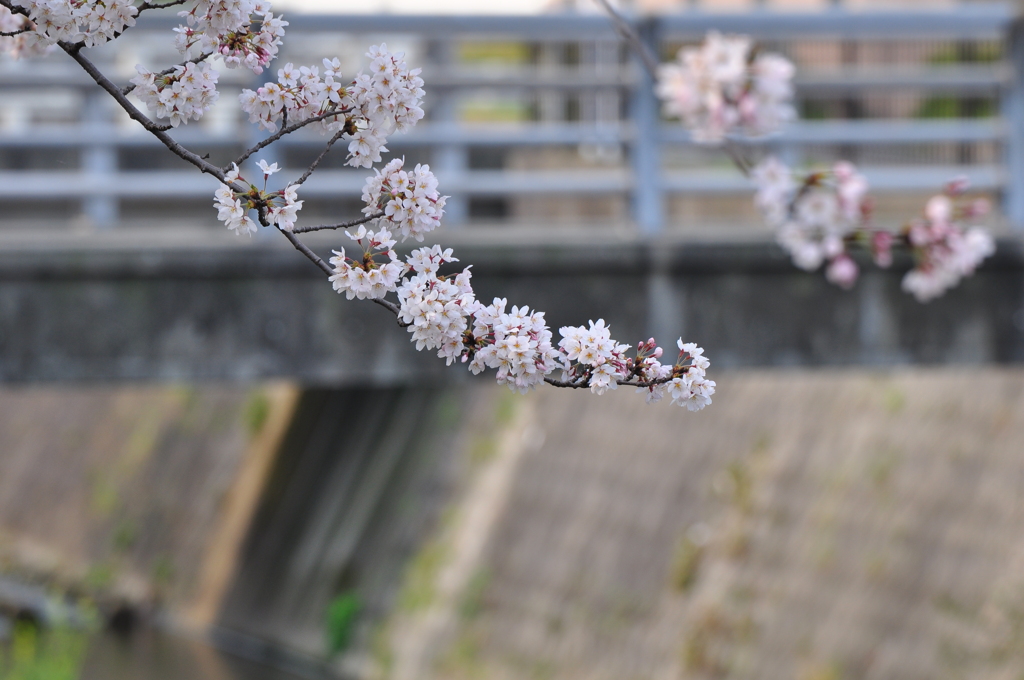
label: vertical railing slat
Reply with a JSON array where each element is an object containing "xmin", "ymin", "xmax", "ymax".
[{"xmin": 630, "ymin": 17, "xmax": 663, "ymax": 236}]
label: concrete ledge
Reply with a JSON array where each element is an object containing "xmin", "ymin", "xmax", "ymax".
[{"xmin": 2, "ymin": 236, "xmax": 1023, "ymax": 382}]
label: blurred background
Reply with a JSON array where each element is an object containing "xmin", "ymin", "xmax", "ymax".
[{"xmin": 3, "ymin": 0, "xmax": 1024, "ymax": 678}]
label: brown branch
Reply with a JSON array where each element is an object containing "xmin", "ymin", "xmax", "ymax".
[
  {"xmin": 278, "ymin": 227, "xmax": 407, "ymax": 324},
  {"xmin": 59, "ymin": 40, "xmax": 229, "ymax": 183},
  {"xmin": 291, "ymin": 211, "xmax": 383, "ymax": 235},
  {"xmin": 121, "ymin": 51, "xmax": 214, "ymax": 95},
  {"xmin": 232, "ymin": 108, "xmax": 350, "ymax": 170},
  {"xmin": 0, "ymin": 0, "xmax": 28, "ymax": 18},
  {"xmin": 293, "ymin": 129, "xmax": 345, "ymax": 186},
  {"xmin": 0, "ymin": 27, "xmax": 29, "ymax": 36},
  {"xmin": 136, "ymin": 0, "xmax": 188, "ymax": 14},
  {"xmin": 545, "ymin": 374, "xmax": 677, "ymax": 390}
]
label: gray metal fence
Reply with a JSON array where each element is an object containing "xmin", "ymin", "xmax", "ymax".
[{"xmin": 0, "ymin": 3, "xmax": 1018, "ymax": 234}]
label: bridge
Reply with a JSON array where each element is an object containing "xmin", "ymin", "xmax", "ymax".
[{"xmin": 1, "ymin": 4, "xmax": 1024, "ymax": 382}]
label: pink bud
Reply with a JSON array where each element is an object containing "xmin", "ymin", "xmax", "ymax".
[
  {"xmin": 653, "ymin": 347, "xmax": 663, "ymax": 358},
  {"xmin": 966, "ymin": 198, "xmax": 990, "ymax": 218},
  {"xmin": 945, "ymin": 176, "xmax": 970, "ymax": 196},
  {"xmin": 826, "ymin": 254, "xmax": 859, "ymax": 290},
  {"xmin": 872, "ymin": 230, "xmax": 893, "ymax": 269}
]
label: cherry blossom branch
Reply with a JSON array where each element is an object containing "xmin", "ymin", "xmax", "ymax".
[
  {"xmin": 231, "ymin": 108, "xmax": 351, "ymax": 171},
  {"xmin": 120, "ymin": 51, "xmax": 213, "ymax": 95},
  {"xmin": 291, "ymin": 212, "xmax": 383, "ymax": 234},
  {"xmin": 276, "ymin": 226, "xmax": 405, "ymax": 320},
  {"xmin": 292, "ymin": 129, "xmax": 345, "ymax": 186},
  {"xmin": 23, "ymin": 18, "xmax": 713, "ymax": 406},
  {"xmin": 544, "ymin": 374, "xmax": 676, "ymax": 389},
  {"xmin": 0, "ymin": 26, "xmax": 29, "ymax": 36}
]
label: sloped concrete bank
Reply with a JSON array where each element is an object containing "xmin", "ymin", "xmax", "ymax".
[{"xmin": 5, "ymin": 370, "xmax": 1024, "ymax": 679}]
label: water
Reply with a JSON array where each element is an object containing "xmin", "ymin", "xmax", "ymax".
[{"xmin": 79, "ymin": 629, "xmax": 315, "ymax": 680}]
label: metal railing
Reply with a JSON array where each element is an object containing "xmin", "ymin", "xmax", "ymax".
[{"xmin": 0, "ymin": 3, "xmax": 1018, "ymax": 233}]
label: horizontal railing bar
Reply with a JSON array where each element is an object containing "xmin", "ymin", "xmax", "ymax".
[
  {"xmin": 793, "ymin": 66, "xmax": 1010, "ymax": 92},
  {"xmin": 1, "ymin": 65, "xmax": 1010, "ymax": 91},
  {"xmin": 663, "ymin": 119, "xmax": 1008, "ymax": 145},
  {"xmin": 126, "ymin": 8, "xmax": 1017, "ymax": 40},
  {"xmin": 0, "ymin": 165, "xmax": 1003, "ymax": 199},
  {"xmin": 659, "ymin": 4, "xmax": 1015, "ymax": 39},
  {"xmin": 0, "ymin": 119, "xmax": 1005, "ymax": 149},
  {"xmin": 661, "ymin": 165, "xmax": 1004, "ymax": 193},
  {"xmin": 0, "ymin": 123, "xmax": 630, "ymax": 147},
  {"xmin": 133, "ymin": 12, "xmax": 625, "ymax": 38}
]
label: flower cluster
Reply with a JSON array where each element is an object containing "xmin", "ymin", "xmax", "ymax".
[
  {"xmin": 656, "ymin": 31, "xmax": 794, "ymax": 143},
  {"xmin": 6, "ymin": 0, "xmax": 136, "ymax": 50},
  {"xmin": 664, "ymin": 342, "xmax": 716, "ymax": 411},
  {"xmin": 754, "ymin": 157, "xmax": 869, "ymax": 289},
  {"xmin": 174, "ymin": 3, "xmax": 285, "ymax": 74},
  {"xmin": 901, "ymin": 183, "xmax": 994, "ymax": 302},
  {"xmin": 390, "ymin": 247, "xmax": 711, "ymax": 403},
  {"xmin": 175, "ymin": 0, "xmax": 257, "ymax": 52},
  {"xmin": 131, "ymin": 61, "xmax": 219, "ymax": 127},
  {"xmin": 558, "ymin": 320, "xmax": 631, "ymax": 395},
  {"xmin": 396, "ymin": 245, "xmax": 565, "ymax": 394},
  {"xmin": 328, "ymin": 226, "xmax": 407, "ymax": 300},
  {"xmin": 362, "ymin": 158, "xmax": 447, "ymax": 242},
  {"xmin": 464, "ymin": 299, "xmax": 563, "ymax": 394},
  {"xmin": 556, "ymin": 324, "xmax": 715, "ymax": 410},
  {"xmin": 213, "ymin": 161, "xmax": 302, "ymax": 235},
  {"xmin": 396, "ymin": 246, "xmax": 476, "ymax": 358},
  {"xmin": 240, "ymin": 44, "xmax": 425, "ymax": 167}
]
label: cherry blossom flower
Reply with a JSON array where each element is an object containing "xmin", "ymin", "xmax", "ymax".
[
  {"xmin": 656, "ymin": 31, "xmax": 794, "ymax": 143},
  {"xmin": 362, "ymin": 158, "xmax": 447, "ymax": 242},
  {"xmin": 901, "ymin": 183, "xmax": 995, "ymax": 302},
  {"xmin": 329, "ymin": 227, "xmax": 407, "ymax": 300},
  {"xmin": 131, "ymin": 61, "xmax": 219, "ymax": 127}
]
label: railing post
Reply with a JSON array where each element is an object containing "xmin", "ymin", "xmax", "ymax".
[
  {"xmin": 1003, "ymin": 16, "xmax": 1024, "ymax": 231},
  {"xmin": 82, "ymin": 92, "xmax": 118, "ymax": 228},
  {"xmin": 630, "ymin": 17, "xmax": 663, "ymax": 236}
]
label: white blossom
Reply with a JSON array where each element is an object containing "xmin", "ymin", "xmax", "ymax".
[
  {"xmin": 329, "ymin": 227, "xmax": 407, "ymax": 300},
  {"xmin": 656, "ymin": 31, "xmax": 794, "ymax": 143},
  {"xmin": 131, "ymin": 61, "xmax": 219, "ymax": 127},
  {"xmin": 901, "ymin": 186, "xmax": 995, "ymax": 302},
  {"xmin": 174, "ymin": 0, "xmax": 284, "ymax": 73},
  {"xmin": 754, "ymin": 157, "xmax": 868, "ymax": 280},
  {"xmin": 362, "ymin": 158, "xmax": 447, "ymax": 241},
  {"xmin": 6, "ymin": 0, "xmax": 137, "ymax": 52}
]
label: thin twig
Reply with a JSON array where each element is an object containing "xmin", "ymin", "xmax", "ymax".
[
  {"xmin": 594, "ymin": 0, "xmax": 659, "ymax": 80},
  {"xmin": 0, "ymin": 0, "xmax": 28, "ymax": 18},
  {"xmin": 0, "ymin": 27, "xmax": 29, "ymax": 36},
  {"xmin": 233, "ymin": 108, "xmax": 349, "ymax": 170},
  {"xmin": 293, "ymin": 130, "xmax": 345, "ymax": 186},
  {"xmin": 121, "ymin": 51, "xmax": 214, "ymax": 95},
  {"xmin": 136, "ymin": 0, "xmax": 188, "ymax": 14},
  {"xmin": 722, "ymin": 140, "xmax": 752, "ymax": 178},
  {"xmin": 544, "ymin": 374, "xmax": 677, "ymax": 390},
  {"xmin": 291, "ymin": 212, "xmax": 384, "ymax": 235}
]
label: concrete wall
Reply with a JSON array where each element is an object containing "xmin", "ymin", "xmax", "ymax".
[{"xmin": 2, "ymin": 235, "xmax": 1023, "ymax": 383}]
